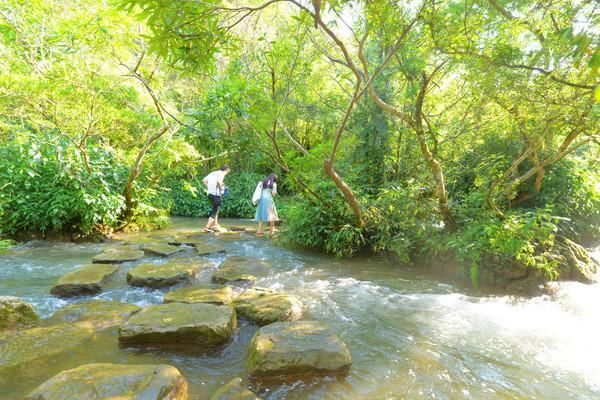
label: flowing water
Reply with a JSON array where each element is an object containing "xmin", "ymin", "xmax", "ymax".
[{"xmin": 1, "ymin": 217, "xmax": 599, "ymax": 400}]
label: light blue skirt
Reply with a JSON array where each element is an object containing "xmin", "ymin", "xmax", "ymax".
[{"xmin": 255, "ymin": 189, "xmax": 279, "ymax": 222}]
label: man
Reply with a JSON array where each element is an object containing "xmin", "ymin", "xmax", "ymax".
[{"xmin": 202, "ymin": 165, "xmax": 230, "ymax": 232}]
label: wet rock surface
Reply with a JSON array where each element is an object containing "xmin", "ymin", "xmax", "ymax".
[
  {"xmin": 142, "ymin": 243, "xmax": 185, "ymax": 257},
  {"xmin": 50, "ymin": 264, "xmax": 119, "ymax": 297},
  {"xmin": 0, "ymin": 296, "xmax": 39, "ymax": 331},
  {"xmin": 247, "ymin": 321, "xmax": 352, "ymax": 379},
  {"xmin": 233, "ymin": 288, "xmax": 303, "ymax": 326},
  {"xmin": 44, "ymin": 300, "xmax": 141, "ymax": 330},
  {"xmin": 209, "ymin": 377, "xmax": 261, "ymax": 400},
  {"xmin": 119, "ymin": 303, "xmax": 237, "ymax": 346},
  {"xmin": 25, "ymin": 363, "xmax": 188, "ymax": 400},
  {"xmin": 92, "ymin": 248, "xmax": 144, "ymax": 264},
  {"xmin": 164, "ymin": 285, "xmax": 234, "ymax": 305},
  {"xmin": 127, "ymin": 260, "xmax": 207, "ymax": 288},
  {"xmin": 211, "ymin": 257, "xmax": 271, "ymax": 285}
]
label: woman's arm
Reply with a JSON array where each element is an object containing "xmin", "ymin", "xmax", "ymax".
[{"xmin": 272, "ymin": 182, "xmax": 277, "ymax": 196}]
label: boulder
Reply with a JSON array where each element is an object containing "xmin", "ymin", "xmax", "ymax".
[
  {"xmin": 50, "ymin": 264, "xmax": 119, "ymax": 297},
  {"xmin": 127, "ymin": 260, "xmax": 206, "ymax": 288},
  {"xmin": 119, "ymin": 303, "xmax": 236, "ymax": 346},
  {"xmin": 233, "ymin": 288, "xmax": 303, "ymax": 326},
  {"xmin": 142, "ymin": 244, "xmax": 185, "ymax": 257},
  {"xmin": 44, "ymin": 300, "xmax": 140, "ymax": 330},
  {"xmin": 211, "ymin": 257, "xmax": 270, "ymax": 285},
  {"xmin": 0, "ymin": 323, "xmax": 95, "ymax": 371},
  {"xmin": 164, "ymin": 285, "xmax": 234, "ymax": 305},
  {"xmin": 193, "ymin": 243, "xmax": 226, "ymax": 256},
  {"xmin": 0, "ymin": 296, "xmax": 39, "ymax": 331},
  {"xmin": 209, "ymin": 377, "xmax": 260, "ymax": 400},
  {"xmin": 25, "ymin": 363, "xmax": 188, "ymax": 400},
  {"xmin": 92, "ymin": 248, "xmax": 144, "ymax": 264},
  {"xmin": 247, "ymin": 321, "xmax": 351, "ymax": 379}
]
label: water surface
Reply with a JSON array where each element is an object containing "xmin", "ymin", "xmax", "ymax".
[{"xmin": 1, "ymin": 217, "xmax": 599, "ymax": 399}]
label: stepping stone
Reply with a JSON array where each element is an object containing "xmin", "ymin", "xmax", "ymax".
[
  {"xmin": 247, "ymin": 321, "xmax": 352, "ymax": 379},
  {"xmin": 50, "ymin": 264, "xmax": 119, "ymax": 297},
  {"xmin": 142, "ymin": 243, "xmax": 184, "ymax": 257},
  {"xmin": 168, "ymin": 236, "xmax": 206, "ymax": 246},
  {"xmin": 44, "ymin": 300, "xmax": 141, "ymax": 330},
  {"xmin": 193, "ymin": 243, "xmax": 226, "ymax": 255},
  {"xmin": 92, "ymin": 248, "xmax": 144, "ymax": 264},
  {"xmin": 233, "ymin": 288, "xmax": 303, "ymax": 326},
  {"xmin": 211, "ymin": 257, "xmax": 270, "ymax": 285},
  {"xmin": 127, "ymin": 260, "xmax": 206, "ymax": 288},
  {"xmin": 25, "ymin": 363, "xmax": 188, "ymax": 400},
  {"xmin": 0, "ymin": 296, "xmax": 39, "ymax": 331},
  {"xmin": 164, "ymin": 285, "xmax": 234, "ymax": 305},
  {"xmin": 210, "ymin": 377, "xmax": 261, "ymax": 400},
  {"xmin": 0, "ymin": 323, "xmax": 95, "ymax": 371},
  {"xmin": 119, "ymin": 303, "xmax": 236, "ymax": 346}
]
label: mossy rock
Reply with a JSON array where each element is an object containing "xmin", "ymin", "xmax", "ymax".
[
  {"xmin": 209, "ymin": 377, "xmax": 261, "ymax": 400},
  {"xmin": 142, "ymin": 243, "xmax": 185, "ymax": 257},
  {"xmin": 44, "ymin": 300, "xmax": 141, "ymax": 330},
  {"xmin": 233, "ymin": 288, "xmax": 304, "ymax": 326},
  {"xmin": 0, "ymin": 296, "xmax": 39, "ymax": 331},
  {"xmin": 50, "ymin": 264, "xmax": 119, "ymax": 297},
  {"xmin": 193, "ymin": 243, "xmax": 226, "ymax": 255},
  {"xmin": 247, "ymin": 321, "xmax": 351, "ymax": 380},
  {"xmin": 119, "ymin": 303, "xmax": 237, "ymax": 346},
  {"xmin": 211, "ymin": 257, "xmax": 271, "ymax": 285},
  {"xmin": 0, "ymin": 323, "xmax": 95, "ymax": 371},
  {"xmin": 127, "ymin": 260, "xmax": 207, "ymax": 288},
  {"xmin": 164, "ymin": 285, "xmax": 234, "ymax": 305},
  {"xmin": 92, "ymin": 248, "xmax": 144, "ymax": 264},
  {"xmin": 25, "ymin": 363, "xmax": 188, "ymax": 400}
]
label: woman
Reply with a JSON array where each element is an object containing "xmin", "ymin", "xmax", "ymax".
[{"xmin": 254, "ymin": 173, "xmax": 279, "ymax": 235}]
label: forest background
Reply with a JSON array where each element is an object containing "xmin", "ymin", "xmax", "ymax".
[{"xmin": 0, "ymin": 0, "xmax": 598, "ymax": 287}]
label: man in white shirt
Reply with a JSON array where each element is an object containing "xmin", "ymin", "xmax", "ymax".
[{"xmin": 202, "ymin": 165, "xmax": 230, "ymax": 232}]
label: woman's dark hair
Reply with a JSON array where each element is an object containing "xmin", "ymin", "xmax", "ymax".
[
  {"xmin": 262, "ymin": 173, "xmax": 277, "ymax": 189},
  {"xmin": 220, "ymin": 165, "xmax": 230, "ymax": 171}
]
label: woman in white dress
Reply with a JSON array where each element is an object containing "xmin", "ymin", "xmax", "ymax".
[{"xmin": 254, "ymin": 173, "xmax": 279, "ymax": 235}]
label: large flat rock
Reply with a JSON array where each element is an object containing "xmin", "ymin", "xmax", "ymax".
[
  {"xmin": 193, "ymin": 243, "xmax": 226, "ymax": 256},
  {"xmin": 0, "ymin": 323, "xmax": 95, "ymax": 371},
  {"xmin": 233, "ymin": 288, "xmax": 303, "ymax": 326},
  {"xmin": 164, "ymin": 285, "xmax": 234, "ymax": 305},
  {"xmin": 127, "ymin": 260, "xmax": 206, "ymax": 288},
  {"xmin": 209, "ymin": 377, "xmax": 260, "ymax": 400},
  {"xmin": 0, "ymin": 296, "xmax": 39, "ymax": 331},
  {"xmin": 119, "ymin": 303, "xmax": 237, "ymax": 346},
  {"xmin": 25, "ymin": 363, "xmax": 188, "ymax": 400},
  {"xmin": 142, "ymin": 243, "xmax": 185, "ymax": 257},
  {"xmin": 92, "ymin": 248, "xmax": 144, "ymax": 264},
  {"xmin": 211, "ymin": 257, "xmax": 270, "ymax": 285},
  {"xmin": 50, "ymin": 264, "xmax": 119, "ymax": 297},
  {"xmin": 44, "ymin": 300, "xmax": 141, "ymax": 330},
  {"xmin": 247, "ymin": 321, "xmax": 352, "ymax": 379}
]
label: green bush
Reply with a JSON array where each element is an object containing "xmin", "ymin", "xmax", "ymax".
[
  {"xmin": 0, "ymin": 134, "xmax": 126, "ymax": 236},
  {"xmin": 165, "ymin": 171, "xmax": 265, "ymax": 218}
]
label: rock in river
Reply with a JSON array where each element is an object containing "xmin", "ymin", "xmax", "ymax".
[
  {"xmin": 119, "ymin": 303, "xmax": 236, "ymax": 346},
  {"xmin": 233, "ymin": 288, "xmax": 303, "ymax": 326},
  {"xmin": 247, "ymin": 321, "xmax": 351, "ymax": 380},
  {"xmin": 142, "ymin": 243, "xmax": 185, "ymax": 257},
  {"xmin": 0, "ymin": 323, "xmax": 95, "ymax": 371},
  {"xmin": 44, "ymin": 300, "xmax": 140, "ymax": 330},
  {"xmin": 127, "ymin": 260, "xmax": 207, "ymax": 288},
  {"xmin": 92, "ymin": 248, "xmax": 144, "ymax": 264},
  {"xmin": 50, "ymin": 264, "xmax": 119, "ymax": 297},
  {"xmin": 25, "ymin": 363, "xmax": 188, "ymax": 400},
  {"xmin": 209, "ymin": 377, "xmax": 261, "ymax": 400},
  {"xmin": 211, "ymin": 257, "xmax": 271, "ymax": 285},
  {"xmin": 0, "ymin": 296, "xmax": 39, "ymax": 331},
  {"xmin": 164, "ymin": 285, "xmax": 234, "ymax": 305}
]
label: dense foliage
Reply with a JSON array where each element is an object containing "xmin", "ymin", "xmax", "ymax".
[{"xmin": 1, "ymin": 0, "xmax": 598, "ymax": 284}]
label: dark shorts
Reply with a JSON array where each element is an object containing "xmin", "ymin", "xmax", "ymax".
[{"xmin": 208, "ymin": 194, "xmax": 221, "ymax": 218}]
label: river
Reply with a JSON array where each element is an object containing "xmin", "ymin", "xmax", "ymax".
[{"xmin": 1, "ymin": 217, "xmax": 599, "ymax": 399}]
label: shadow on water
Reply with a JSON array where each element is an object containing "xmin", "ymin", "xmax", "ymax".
[{"xmin": 1, "ymin": 217, "xmax": 599, "ymax": 399}]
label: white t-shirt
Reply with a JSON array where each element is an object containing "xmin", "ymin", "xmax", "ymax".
[{"xmin": 204, "ymin": 171, "xmax": 225, "ymax": 196}]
